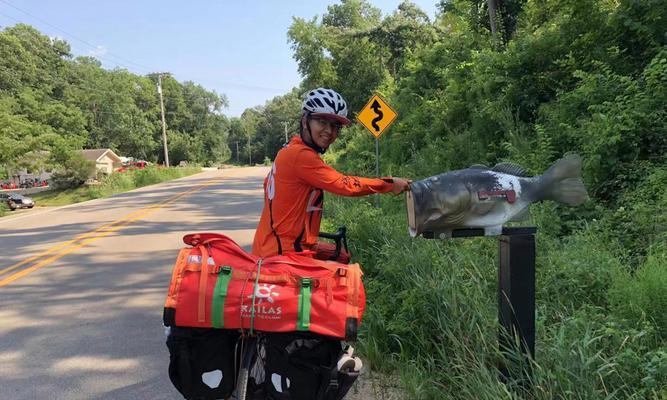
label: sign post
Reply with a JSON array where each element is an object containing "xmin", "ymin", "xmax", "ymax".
[
  {"xmin": 375, "ymin": 138, "xmax": 380, "ymax": 207},
  {"xmin": 357, "ymin": 94, "xmax": 398, "ymax": 207}
]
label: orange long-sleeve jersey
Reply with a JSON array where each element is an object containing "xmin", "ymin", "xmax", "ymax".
[{"xmin": 252, "ymin": 136, "xmax": 393, "ymax": 257}]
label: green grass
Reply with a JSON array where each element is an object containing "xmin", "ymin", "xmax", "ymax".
[
  {"xmin": 322, "ymin": 195, "xmax": 667, "ymax": 400},
  {"xmin": 30, "ymin": 185, "xmax": 98, "ymax": 206},
  {"xmin": 29, "ymin": 166, "xmax": 202, "ymax": 207}
]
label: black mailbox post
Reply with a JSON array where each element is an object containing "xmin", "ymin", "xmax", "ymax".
[{"xmin": 423, "ymin": 227, "xmax": 536, "ymax": 385}]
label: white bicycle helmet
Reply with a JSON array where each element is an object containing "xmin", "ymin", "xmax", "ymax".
[{"xmin": 302, "ymin": 88, "xmax": 351, "ymax": 125}]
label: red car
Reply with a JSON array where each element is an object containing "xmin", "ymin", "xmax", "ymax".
[{"xmin": 116, "ymin": 161, "xmax": 148, "ymax": 173}]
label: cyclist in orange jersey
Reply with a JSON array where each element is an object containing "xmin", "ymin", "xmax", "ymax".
[{"xmin": 252, "ymin": 88, "xmax": 411, "ymax": 257}]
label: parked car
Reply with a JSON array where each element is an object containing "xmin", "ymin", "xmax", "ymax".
[
  {"xmin": 116, "ymin": 160, "xmax": 148, "ymax": 173},
  {"xmin": 0, "ymin": 193, "xmax": 35, "ymax": 210}
]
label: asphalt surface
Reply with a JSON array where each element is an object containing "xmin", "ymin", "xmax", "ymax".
[{"xmin": 0, "ymin": 167, "xmax": 270, "ymax": 400}]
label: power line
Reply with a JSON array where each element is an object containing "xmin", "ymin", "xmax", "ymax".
[
  {"xmin": 0, "ymin": 20, "xmax": 288, "ymax": 107},
  {"xmin": 0, "ymin": 6, "xmax": 292, "ymax": 115},
  {"xmin": 66, "ymin": 44, "xmax": 149, "ymax": 72},
  {"xmin": 0, "ymin": 8, "xmax": 20, "ymax": 25},
  {"xmin": 175, "ymin": 75, "xmax": 288, "ymax": 94},
  {"xmin": 0, "ymin": 4, "xmax": 290, "ymax": 95},
  {"xmin": 0, "ymin": 0, "xmax": 155, "ymax": 74},
  {"xmin": 0, "ymin": 10, "xmax": 150, "ymax": 75},
  {"xmin": 11, "ymin": 77, "xmax": 197, "ymax": 105},
  {"xmin": 6, "ymin": 75, "xmax": 251, "ymax": 116}
]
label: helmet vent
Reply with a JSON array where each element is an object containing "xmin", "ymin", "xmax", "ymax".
[{"xmin": 301, "ymin": 87, "xmax": 349, "ymax": 121}]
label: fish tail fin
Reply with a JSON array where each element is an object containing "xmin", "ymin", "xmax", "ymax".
[{"xmin": 540, "ymin": 154, "xmax": 589, "ymax": 206}]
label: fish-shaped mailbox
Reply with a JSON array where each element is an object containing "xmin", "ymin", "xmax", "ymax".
[{"xmin": 406, "ymin": 154, "xmax": 589, "ymax": 237}]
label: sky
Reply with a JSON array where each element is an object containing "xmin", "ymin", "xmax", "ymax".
[{"xmin": 0, "ymin": 0, "xmax": 439, "ymax": 117}]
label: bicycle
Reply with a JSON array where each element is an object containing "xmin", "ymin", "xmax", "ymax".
[
  {"xmin": 231, "ymin": 226, "xmax": 361, "ymax": 400},
  {"xmin": 233, "ymin": 334, "xmax": 257, "ymax": 400}
]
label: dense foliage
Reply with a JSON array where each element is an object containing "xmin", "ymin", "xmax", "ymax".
[
  {"xmin": 0, "ymin": 24, "xmax": 231, "ymax": 179},
  {"xmin": 289, "ymin": 0, "xmax": 665, "ymax": 398}
]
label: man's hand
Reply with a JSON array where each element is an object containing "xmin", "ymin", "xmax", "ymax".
[{"xmin": 390, "ymin": 177, "xmax": 412, "ymax": 195}]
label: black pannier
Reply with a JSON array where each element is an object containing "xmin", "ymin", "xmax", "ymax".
[
  {"xmin": 166, "ymin": 327, "xmax": 239, "ymax": 400},
  {"xmin": 262, "ymin": 332, "xmax": 359, "ymax": 400}
]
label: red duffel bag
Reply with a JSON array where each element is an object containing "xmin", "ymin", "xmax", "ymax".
[{"xmin": 163, "ymin": 233, "xmax": 365, "ymax": 341}]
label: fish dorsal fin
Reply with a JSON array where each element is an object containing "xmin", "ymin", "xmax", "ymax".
[
  {"xmin": 469, "ymin": 164, "xmax": 489, "ymax": 170},
  {"xmin": 492, "ymin": 162, "xmax": 528, "ymax": 176}
]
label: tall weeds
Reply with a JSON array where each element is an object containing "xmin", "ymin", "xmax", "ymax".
[
  {"xmin": 88, "ymin": 166, "xmax": 201, "ymax": 199},
  {"xmin": 323, "ymin": 195, "xmax": 666, "ymax": 399}
]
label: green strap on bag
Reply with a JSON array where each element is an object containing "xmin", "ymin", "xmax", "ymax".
[
  {"xmin": 211, "ymin": 266, "xmax": 233, "ymax": 328},
  {"xmin": 297, "ymin": 278, "xmax": 313, "ymax": 331}
]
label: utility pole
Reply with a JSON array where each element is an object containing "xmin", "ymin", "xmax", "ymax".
[
  {"xmin": 487, "ymin": 0, "xmax": 499, "ymax": 47},
  {"xmin": 157, "ymin": 73, "xmax": 170, "ymax": 167},
  {"xmin": 283, "ymin": 122, "xmax": 290, "ymax": 144},
  {"xmin": 236, "ymin": 141, "xmax": 239, "ymax": 164},
  {"xmin": 248, "ymin": 135, "xmax": 252, "ymax": 165}
]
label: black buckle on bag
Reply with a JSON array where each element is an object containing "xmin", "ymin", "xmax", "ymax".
[
  {"xmin": 328, "ymin": 378, "xmax": 339, "ymax": 391},
  {"xmin": 213, "ymin": 265, "xmax": 232, "ymax": 274}
]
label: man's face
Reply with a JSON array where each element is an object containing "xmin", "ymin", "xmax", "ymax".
[{"xmin": 304, "ymin": 116, "xmax": 342, "ymax": 149}]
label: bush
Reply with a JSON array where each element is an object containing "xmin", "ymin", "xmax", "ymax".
[
  {"xmin": 598, "ymin": 166, "xmax": 667, "ymax": 266},
  {"xmin": 101, "ymin": 170, "xmax": 135, "ymax": 192},
  {"xmin": 93, "ymin": 166, "xmax": 201, "ymax": 197},
  {"xmin": 537, "ymin": 228, "xmax": 621, "ymax": 313},
  {"xmin": 609, "ymin": 243, "xmax": 667, "ymax": 339},
  {"xmin": 133, "ymin": 167, "xmax": 166, "ymax": 187},
  {"xmin": 50, "ymin": 152, "xmax": 95, "ymax": 189}
]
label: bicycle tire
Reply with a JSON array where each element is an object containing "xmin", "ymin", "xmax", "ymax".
[
  {"xmin": 234, "ymin": 336, "xmax": 257, "ymax": 400},
  {"xmin": 236, "ymin": 367, "xmax": 250, "ymax": 400}
]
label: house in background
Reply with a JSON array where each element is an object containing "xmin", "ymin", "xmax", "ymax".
[{"xmin": 80, "ymin": 149, "xmax": 122, "ymax": 175}]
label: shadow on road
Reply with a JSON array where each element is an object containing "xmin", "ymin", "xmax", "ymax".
[
  {"xmin": 0, "ymin": 170, "xmax": 268, "ymax": 399},
  {"xmin": 0, "ymin": 176, "xmax": 265, "ymax": 268},
  {"xmin": 0, "ymin": 246, "xmax": 190, "ymax": 399}
]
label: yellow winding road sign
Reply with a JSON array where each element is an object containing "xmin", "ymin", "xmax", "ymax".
[{"xmin": 357, "ymin": 94, "xmax": 398, "ymax": 139}]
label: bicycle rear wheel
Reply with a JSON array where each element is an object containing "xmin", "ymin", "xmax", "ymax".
[
  {"xmin": 234, "ymin": 336, "xmax": 257, "ymax": 400},
  {"xmin": 236, "ymin": 367, "xmax": 250, "ymax": 400}
]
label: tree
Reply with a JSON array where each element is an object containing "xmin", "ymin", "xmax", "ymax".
[
  {"xmin": 49, "ymin": 144, "xmax": 95, "ymax": 189},
  {"xmin": 240, "ymin": 108, "xmax": 263, "ymax": 165},
  {"xmin": 254, "ymin": 89, "xmax": 302, "ymax": 161},
  {"xmin": 0, "ymin": 23, "xmax": 232, "ymax": 179}
]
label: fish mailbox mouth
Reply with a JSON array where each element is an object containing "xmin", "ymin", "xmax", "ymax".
[
  {"xmin": 406, "ymin": 189, "xmax": 418, "ymax": 237},
  {"xmin": 406, "ymin": 176, "xmax": 477, "ymax": 238},
  {"xmin": 406, "ymin": 181, "xmax": 432, "ymax": 237}
]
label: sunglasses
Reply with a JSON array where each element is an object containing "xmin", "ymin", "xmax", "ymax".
[{"xmin": 310, "ymin": 117, "xmax": 343, "ymax": 132}]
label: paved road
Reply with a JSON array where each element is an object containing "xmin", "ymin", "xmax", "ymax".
[{"xmin": 0, "ymin": 167, "xmax": 269, "ymax": 400}]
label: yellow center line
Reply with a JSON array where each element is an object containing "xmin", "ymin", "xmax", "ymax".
[
  {"xmin": 0, "ymin": 179, "xmax": 219, "ymax": 288},
  {"xmin": 0, "ymin": 207, "xmax": 151, "ymax": 277}
]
